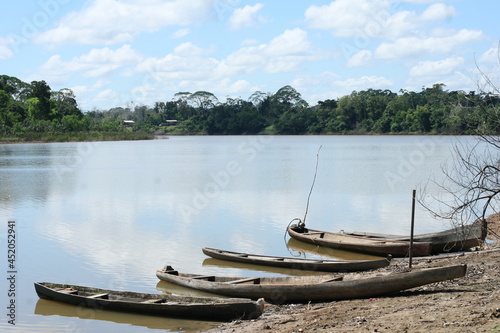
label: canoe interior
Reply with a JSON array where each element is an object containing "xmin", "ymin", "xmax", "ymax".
[
  {"xmin": 203, "ymin": 247, "xmax": 388, "ymax": 263},
  {"xmin": 287, "ymin": 225, "xmax": 432, "ymax": 257},
  {"xmin": 36, "ymin": 282, "xmax": 236, "ymax": 304},
  {"xmin": 293, "ymin": 228, "xmax": 420, "ymax": 246},
  {"xmin": 346, "ymin": 222, "xmax": 484, "ymax": 242},
  {"xmin": 344, "ymin": 223, "xmax": 485, "ymax": 253},
  {"xmin": 160, "ymin": 266, "xmax": 343, "ymax": 285},
  {"xmin": 202, "ymin": 247, "xmax": 392, "ymax": 272}
]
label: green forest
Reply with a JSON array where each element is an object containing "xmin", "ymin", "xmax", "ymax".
[{"xmin": 1, "ymin": 74, "xmax": 499, "ymax": 142}]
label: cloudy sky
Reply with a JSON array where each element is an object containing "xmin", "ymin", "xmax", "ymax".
[{"xmin": 1, "ymin": 0, "xmax": 498, "ymax": 110}]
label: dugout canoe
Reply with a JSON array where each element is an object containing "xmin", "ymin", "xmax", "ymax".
[
  {"xmin": 202, "ymin": 247, "xmax": 392, "ymax": 272},
  {"xmin": 343, "ymin": 222, "xmax": 486, "ymax": 253},
  {"xmin": 155, "ymin": 264, "xmax": 466, "ymax": 303},
  {"xmin": 34, "ymin": 282, "xmax": 264, "ymax": 321},
  {"xmin": 287, "ymin": 223, "xmax": 432, "ymax": 257}
]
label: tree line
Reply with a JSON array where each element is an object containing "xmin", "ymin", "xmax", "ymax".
[
  {"xmin": 1, "ymin": 74, "xmax": 499, "ymax": 140},
  {"xmin": 0, "ymin": 75, "xmax": 151, "ymax": 141}
]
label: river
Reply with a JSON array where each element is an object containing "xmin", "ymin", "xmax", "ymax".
[{"xmin": 0, "ymin": 135, "xmax": 480, "ymax": 332}]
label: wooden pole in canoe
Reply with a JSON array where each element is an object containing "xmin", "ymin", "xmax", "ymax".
[{"xmin": 409, "ymin": 189, "xmax": 416, "ymax": 269}]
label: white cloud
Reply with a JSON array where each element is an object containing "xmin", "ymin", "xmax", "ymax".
[
  {"xmin": 35, "ymin": 0, "xmax": 214, "ymax": 45},
  {"xmin": 70, "ymin": 79, "xmax": 107, "ymax": 96},
  {"xmin": 305, "ymin": 0, "xmax": 456, "ymax": 38},
  {"xmin": 294, "ymin": 73, "xmax": 394, "ymax": 103},
  {"xmin": 406, "ymin": 71, "xmax": 473, "ymax": 93},
  {"xmin": 346, "ymin": 50, "xmax": 373, "ymax": 67},
  {"xmin": 409, "ymin": 57, "xmax": 464, "ymax": 77},
  {"xmin": 241, "ymin": 39, "xmax": 258, "ymax": 46},
  {"xmin": 172, "ymin": 28, "xmax": 191, "ymax": 39},
  {"xmin": 401, "ymin": 0, "xmax": 447, "ymax": 4},
  {"xmin": 0, "ymin": 37, "xmax": 14, "ymax": 60},
  {"xmin": 32, "ymin": 44, "xmax": 142, "ymax": 84},
  {"xmin": 266, "ymin": 28, "xmax": 310, "ymax": 56},
  {"xmin": 32, "ymin": 55, "xmax": 75, "ymax": 84},
  {"xmin": 335, "ymin": 75, "xmax": 394, "ymax": 89},
  {"xmin": 173, "ymin": 42, "xmax": 211, "ymax": 57},
  {"xmin": 137, "ymin": 28, "xmax": 315, "ymax": 84},
  {"xmin": 290, "ymin": 72, "xmax": 341, "ymax": 102},
  {"xmin": 229, "ymin": 4, "xmax": 266, "ymax": 30},
  {"xmin": 95, "ymin": 88, "xmax": 120, "ymax": 102},
  {"xmin": 227, "ymin": 28, "xmax": 314, "ymax": 73},
  {"xmin": 305, "ymin": 0, "xmax": 390, "ymax": 37},
  {"xmin": 419, "ymin": 3, "xmax": 455, "ymax": 21},
  {"xmin": 136, "ymin": 45, "xmax": 218, "ymax": 81},
  {"xmin": 132, "ymin": 28, "xmax": 317, "ymax": 105},
  {"xmin": 79, "ymin": 45, "xmax": 142, "ymax": 67},
  {"xmin": 479, "ymin": 44, "xmax": 500, "ymax": 63},
  {"xmin": 375, "ymin": 29, "xmax": 484, "ymax": 59}
]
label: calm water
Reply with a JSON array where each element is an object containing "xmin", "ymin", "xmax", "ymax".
[{"xmin": 0, "ymin": 135, "xmax": 479, "ymax": 332}]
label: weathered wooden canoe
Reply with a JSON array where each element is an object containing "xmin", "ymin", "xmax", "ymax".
[
  {"xmin": 156, "ymin": 264, "xmax": 466, "ymax": 303},
  {"xmin": 34, "ymin": 282, "xmax": 264, "ymax": 321},
  {"xmin": 202, "ymin": 247, "xmax": 392, "ymax": 272},
  {"xmin": 343, "ymin": 222, "xmax": 486, "ymax": 253},
  {"xmin": 34, "ymin": 299, "xmax": 221, "ymax": 331},
  {"xmin": 287, "ymin": 224, "xmax": 432, "ymax": 257}
]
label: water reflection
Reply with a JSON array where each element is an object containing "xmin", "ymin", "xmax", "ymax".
[
  {"xmin": 202, "ymin": 258, "xmax": 328, "ymax": 276},
  {"xmin": 35, "ymin": 299, "xmax": 220, "ymax": 332},
  {"xmin": 0, "ymin": 142, "xmax": 83, "ymax": 215}
]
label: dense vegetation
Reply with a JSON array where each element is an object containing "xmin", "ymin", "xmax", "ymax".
[
  {"xmin": 0, "ymin": 75, "xmax": 152, "ymax": 142},
  {"xmin": 1, "ymin": 74, "xmax": 499, "ymax": 141}
]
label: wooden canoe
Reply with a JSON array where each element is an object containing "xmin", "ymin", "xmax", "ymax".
[
  {"xmin": 202, "ymin": 247, "xmax": 392, "ymax": 272},
  {"xmin": 343, "ymin": 222, "xmax": 486, "ymax": 253},
  {"xmin": 287, "ymin": 224, "xmax": 432, "ymax": 257},
  {"xmin": 156, "ymin": 264, "xmax": 466, "ymax": 303},
  {"xmin": 34, "ymin": 282, "xmax": 264, "ymax": 321},
  {"xmin": 34, "ymin": 299, "xmax": 222, "ymax": 331}
]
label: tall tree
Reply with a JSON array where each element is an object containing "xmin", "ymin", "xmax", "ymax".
[
  {"xmin": 51, "ymin": 88, "xmax": 82, "ymax": 118},
  {"xmin": 188, "ymin": 91, "xmax": 219, "ymax": 110},
  {"xmin": 29, "ymin": 80, "xmax": 52, "ymax": 120},
  {"xmin": 272, "ymin": 85, "xmax": 308, "ymax": 108},
  {"xmin": 0, "ymin": 75, "xmax": 30, "ymax": 101}
]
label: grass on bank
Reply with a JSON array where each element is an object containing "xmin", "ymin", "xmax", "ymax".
[{"xmin": 0, "ymin": 131, "xmax": 155, "ymax": 143}]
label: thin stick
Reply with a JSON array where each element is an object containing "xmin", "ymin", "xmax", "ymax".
[
  {"xmin": 409, "ymin": 189, "xmax": 416, "ymax": 269},
  {"xmin": 303, "ymin": 145, "xmax": 322, "ymax": 223}
]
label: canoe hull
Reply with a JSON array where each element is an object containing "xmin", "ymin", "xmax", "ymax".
[
  {"xmin": 34, "ymin": 282, "xmax": 264, "ymax": 321},
  {"xmin": 156, "ymin": 265, "xmax": 466, "ymax": 303},
  {"xmin": 202, "ymin": 247, "xmax": 391, "ymax": 272},
  {"xmin": 345, "ymin": 223, "xmax": 485, "ymax": 253},
  {"xmin": 287, "ymin": 226, "xmax": 432, "ymax": 257}
]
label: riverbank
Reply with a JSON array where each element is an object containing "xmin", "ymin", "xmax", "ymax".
[
  {"xmin": 204, "ymin": 219, "xmax": 500, "ymax": 333},
  {"xmin": 0, "ymin": 131, "xmax": 154, "ymax": 143}
]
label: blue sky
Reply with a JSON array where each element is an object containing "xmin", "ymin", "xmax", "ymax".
[{"xmin": 1, "ymin": 0, "xmax": 499, "ymax": 111}]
